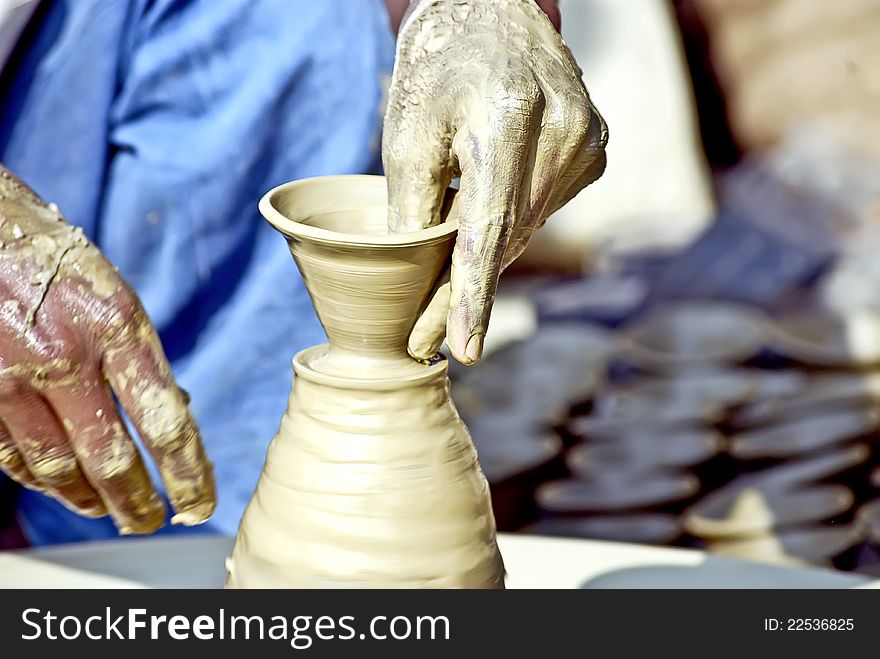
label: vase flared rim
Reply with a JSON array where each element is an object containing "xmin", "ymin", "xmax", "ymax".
[{"xmin": 259, "ymin": 175, "xmax": 458, "ymax": 248}]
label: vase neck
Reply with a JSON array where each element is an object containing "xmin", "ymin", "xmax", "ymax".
[{"xmin": 295, "ymin": 344, "xmax": 446, "ymax": 383}]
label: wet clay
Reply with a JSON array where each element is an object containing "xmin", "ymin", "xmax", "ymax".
[
  {"xmin": 0, "ymin": 165, "xmax": 215, "ymax": 533},
  {"xmin": 384, "ymin": 0, "xmax": 607, "ymax": 363},
  {"xmin": 226, "ymin": 176, "xmax": 505, "ymax": 588}
]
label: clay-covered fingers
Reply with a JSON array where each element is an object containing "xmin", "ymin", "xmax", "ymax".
[
  {"xmin": 407, "ymin": 272, "xmax": 452, "ymax": 361},
  {"xmin": 502, "ymin": 90, "xmax": 608, "ymax": 269},
  {"xmin": 542, "ymin": 110, "xmax": 608, "ymax": 220},
  {"xmin": 101, "ymin": 304, "xmax": 215, "ymax": 527},
  {"xmin": 43, "ymin": 367, "xmax": 166, "ymax": 534},
  {"xmin": 0, "ymin": 168, "xmax": 213, "ymax": 533},
  {"xmin": 384, "ymin": 93, "xmax": 458, "ymax": 360},
  {"xmin": 0, "ymin": 378, "xmax": 106, "ymax": 516},
  {"xmin": 386, "ymin": 0, "xmax": 608, "ymax": 365},
  {"xmin": 383, "ymin": 109, "xmax": 453, "ymax": 232},
  {"xmin": 0, "ymin": 420, "xmax": 39, "ymax": 490},
  {"xmin": 445, "ymin": 85, "xmax": 544, "ymax": 365}
]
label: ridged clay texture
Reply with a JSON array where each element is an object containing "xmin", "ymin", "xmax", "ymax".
[{"xmin": 226, "ymin": 176, "xmax": 505, "ymax": 588}]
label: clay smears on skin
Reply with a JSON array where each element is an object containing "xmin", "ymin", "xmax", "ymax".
[
  {"xmin": 0, "ymin": 164, "xmax": 217, "ymax": 533},
  {"xmin": 385, "ymin": 0, "xmax": 607, "ymax": 362}
]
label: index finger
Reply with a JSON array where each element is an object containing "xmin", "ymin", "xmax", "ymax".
[
  {"xmin": 383, "ymin": 110, "xmax": 453, "ymax": 232},
  {"xmin": 446, "ymin": 83, "xmax": 544, "ymax": 364},
  {"xmin": 101, "ymin": 303, "xmax": 216, "ymax": 526}
]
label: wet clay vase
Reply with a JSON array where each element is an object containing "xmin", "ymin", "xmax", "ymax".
[{"xmin": 226, "ymin": 176, "xmax": 505, "ymax": 588}]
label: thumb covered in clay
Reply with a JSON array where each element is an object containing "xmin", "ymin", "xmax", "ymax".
[
  {"xmin": 384, "ymin": 0, "xmax": 608, "ymax": 364},
  {"xmin": 0, "ymin": 166, "xmax": 217, "ymax": 534},
  {"xmin": 405, "ymin": 113, "xmax": 533, "ymax": 365}
]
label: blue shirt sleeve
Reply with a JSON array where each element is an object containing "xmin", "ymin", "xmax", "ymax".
[{"xmin": 3, "ymin": 0, "xmax": 395, "ymax": 544}]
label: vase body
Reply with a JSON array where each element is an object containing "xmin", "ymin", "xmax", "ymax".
[{"xmin": 226, "ymin": 175, "xmax": 504, "ymax": 588}]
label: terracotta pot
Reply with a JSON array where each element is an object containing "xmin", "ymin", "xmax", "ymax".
[{"xmin": 226, "ymin": 176, "xmax": 504, "ymax": 588}]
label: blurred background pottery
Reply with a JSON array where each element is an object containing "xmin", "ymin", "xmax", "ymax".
[
  {"xmin": 451, "ymin": 323, "xmax": 611, "ymax": 428},
  {"xmin": 615, "ymin": 302, "xmax": 769, "ymax": 371},
  {"xmin": 705, "ymin": 525, "xmax": 863, "ymax": 568},
  {"xmin": 683, "ymin": 482, "xmax": 854, "ymax": 540},
  {"xmin": 591, "ymin": 382, "xmax": 729, "ymax": 426},
  {"xmin": 468, "ymin": 420, "xmax": 565, "ymax": 532},
  {"xmin": 536, "ymin": 471, "xmax": 700, "ymax": 515},
  {"xmin": 728, "ymin": 373, "xmax": 880, "ymax": 429},
  {"xmin": 770, "ymin": 310, "xmax": 880, "ymax": 367},
  {"xmin": 852, "ymin": 500, "xmax": 880, "ymax": 575},
  {"xmin": 742, "ymin": 445, "xmax": 872, "ymax": 489},
  {"xmin": 567, "ymin": 411, "xmax": 708, "ymax": 443},
  {"xmin": 523, "ymin": 514, "xmax": 682, "ymax": 545},
  {"xmin": 533, "ymin": 276, "xmax": 649, "ymax": 327},
  {"xmin": 856, "ymin": 499, "xmax": 880, "ymax": 544},
  {"xmin": 566, "ymin": 427, "xmax": 723, "ymax": 473},
  {"xmin": 729, "ymin": 407, "xmax": 879, "ymax": 461}
]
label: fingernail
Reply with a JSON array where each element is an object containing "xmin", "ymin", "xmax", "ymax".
[
  {"xmin": 109, "ymin": 494, "xmax": 166, "ymax": 535},
  {"xmin": 464, "ymin": 332, "xmax": 484, "ymax": 364},
  {"xmin": 171, "ymin": 501, "xmax": 215, "ymax": 526},
  {"xmin": 78, "ymin": 504, "xmax": 108, "ymax": 518},
  {"xmin": 113, "ymin": 513, "xmax": 164, "ymax": 535},
  {"xmin": 409, "ymin": 337, "xmax": 444, "ymax": 362}
]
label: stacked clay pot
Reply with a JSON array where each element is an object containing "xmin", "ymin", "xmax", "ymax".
[{"xmin": 455, "ymin": 301, "xmax": 880, "ymax": 571}]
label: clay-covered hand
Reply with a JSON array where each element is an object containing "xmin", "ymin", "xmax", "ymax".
[
  {"xmin": 0, "ymin": 168, "xmax": 216, "ymax": 534},
  {"xmin": 384, "ymin": 0, "xmax": 608, "ymax": 365}
]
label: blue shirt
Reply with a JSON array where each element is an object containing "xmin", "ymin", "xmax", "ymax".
[{"xmin": 0, "ymin": 0, "xmax": 395, "ymax": 543}]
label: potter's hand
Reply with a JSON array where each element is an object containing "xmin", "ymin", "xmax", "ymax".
[
  {"xmin": 0, "ymin": 168, "xmax": 216, "ymax": 534},
  {"xmin": 384, "ymin": 0, "xmax": 607, "ymax": 364}
]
